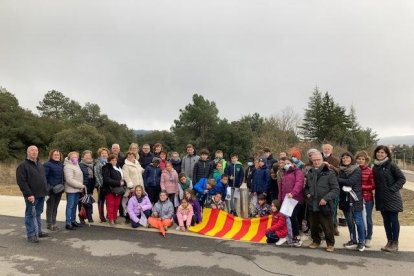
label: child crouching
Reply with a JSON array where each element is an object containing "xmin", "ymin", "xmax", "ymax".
[
  {"xmin": 265, "ymin": 199, "xmax": 288, "ymax": 246},
  {"xmin": 174, "ymin": 198, "xmax": 194, "ymax": 232},
  {"xmin": 148, "ymin": 190, "xmax": 174, "ymax": 236}
]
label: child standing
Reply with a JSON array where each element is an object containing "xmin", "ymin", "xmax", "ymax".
[
  {"xmin": 224, "ymin": 153, "xmax": 244, "ymax": 215},
  {"xmin": 174, "ymin": 198, "xmax": 194, "ymax": 231},
  {"xmin": 193, "ymin": 149, "xmax": 214, "ymax": 183},
  {"xmin": 160, "ymin": 161, "xmax": 179, "ymax": 204},
  {"xmin": 265, "ymin": 200, "xmax": 288, "ymax": 246},
  {"xmin": 252, "ymin": 194, "xmax": 271, "ymax": 217},
  {"xmin": 148, "ymin": 190, "xmax": 174, "ymax": 236}
]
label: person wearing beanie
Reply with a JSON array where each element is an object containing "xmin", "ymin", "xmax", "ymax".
[
  {"xmin": 290, "ymin": 150, "xmax": 305, "ymax": 170},
  {"xmin": 143, "ymin": 157, "xmax": 162, "ymax": 204}
]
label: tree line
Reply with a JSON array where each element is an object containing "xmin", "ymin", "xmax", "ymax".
[{"xmin": 0, "ymin": 86, "xmax": 378, "ymax": 161}]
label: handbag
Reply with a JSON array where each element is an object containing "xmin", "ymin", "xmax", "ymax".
[
  {"xmin": 111, "ymin": 186, "xmax": 125, "ymax": 196},
  {"xmin": 52, "ymin": 184, "xmax": 64, "ymax": 194},
  {"xmin": 78, "ymin": 206, "xmax": 87, "ymax": 220},
  {"xmin": 80, "ymin": 193, "xmax": 95, "ymax": 206}
]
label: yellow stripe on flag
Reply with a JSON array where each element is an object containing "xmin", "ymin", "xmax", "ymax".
[
  {"xmin": 189, "ymin": 208, "xmax": 212, "ymax": 232},
  {"xmin": 259, "ymin": 215, "xmax": 273, "ymax": 243},
  {"xmin": 222, "ymin": 215, "xmax": 242, "ymax": 239},
  {"xmin": 240, "ymin": 217, "xmax": 260, "ymax": 241},
  {"xmin": 205, "ymin": 210, "xmax": 228, "ymax": 236}
]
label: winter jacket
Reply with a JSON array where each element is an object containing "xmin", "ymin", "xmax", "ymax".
[
  {"xmin": 63, "ymin": 158, "xmax": 85, "ymax": 194},
  {"xmin": 266, "ymin": 211, "xmax": 288, "ymax": 238},
  {"xmin": 251, "ymin": 165, "xmax": 270, "ymax": 194},
  {"xmin": 16, "ymin": 158, "xmax": 48, "ymax": 198},
  {"xmin": 189, "ymin": 198, "xmax": 202, "ymax": 223},
  {"xmin": 127, "ymin": 194, "xmax": 152, "ymax": 223},
  {"xmin": 152, "ymin": 199, "xmax": 174, "ymax": 219},
  {"xmin": 215, "ymin": 179, "xmax": 228, "ymax": 199},
  {"xmin": 266, "ymin": 154, "xmax": 277, "ymax": 170},
  {"xmin": 181, "ymin": 154, "xmax": 200, "ymax": 180},
  {"xmin": 178, "ymin": 178, "xmax": 193, "ymax": 200},
  {"xmin": 93, "ymin": 158, "xmax": 107, "ymax": 188},
  {"xmin": 102, "ymin": 163, "xmax": 123, "ymax": 193},
  {"xmin": 143, "ymin": 164, "xmax": 161, "ymax": 188},
  {"xmin": 245, "ymin": 166, "xmax": 255, "ymax": 190},
  {"xmin": 160, "ymin": 169, "xmax": 179, "ymax": 194},
  {"xmin": 208, "ymin": 198, "xmax": 226, "ymax": 211},
  {"xmin": 193, "ymin": 178, "xmax": 216, "ymax": 196},
  {"xmin": 373, "ymin": 159, "xmax": 406, "ymax": 212},
  {"xmin": 193, "ymin": 159, "xmax": 214, "ymax": 184},
  {"xmin": 305, "ymin": 164, "xmax": 339, "ymax": 212},
  {"xmin": 159, "ymin": 159, "xmax": 167, "ymax": 171},
  {"xmin": 139, "ymin": 152, "xmax": 154, "ymax": 169},
  {"xmin": 323, "ymin": 155, "xmax": 340, "ymax": 174},
  {"xmin": 338, "ymin": 165, "xmax": 363, "ymax": 212},
  {"xmin": 360, "ymin": 165, "xmax": 375, "ymax": 202},
  {"xmin": 279, "ymin": 167, "xmax": 304, "ymax": 204},
  {"xmin": 252, "ymin": 203, "xmax": 271, "ymax": 217},
  {"xmin": 79, "ymin": 161, "xmax": 95, "ymax": 194},
  {"xmin": 169, "ymin": 158, "xmax": 182, "ymax": 174},
  {"xmin": 213, "ymin": 169, "xmax": 222, "ymax": 180},
  {"xmin": 122, "ymin": 159, "xmax": 144, "ymax": 189},
  {"xmin": 43, "ymin": 159, "xmax": 64, "ymax": 189},
  {"xmin": 177, "ymin": 204, "xmax": 194, "ymax": 227},
  {"xmin": 225, "ymin": 162, "xmax": 244, "ymax": 188}
]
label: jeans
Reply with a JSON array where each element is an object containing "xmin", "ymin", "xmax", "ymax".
[
  {"xmin": 344, "ymin": 209, "xmax": 366, "ymax": 244},
  {"xmin": 24, "ymin": 197, "xmax": 45, "ymax": 237},
  {"xmin": 66, "ymin": 193, "xmax": 80, "ymax": 225},
  {"xmin": 381, "ymin": 211, "xmax": 400, "ymax": 241},
  {"xmin": 363, "ymin": 200, "xmax": 374, "ymax": 240},
  {"xmin": 266, "ymin": 232, "xmax": 280, "ymax": 244},
  {"xmin": 46, "ymin": 191, "xmax": 62, "ymax": 226}
]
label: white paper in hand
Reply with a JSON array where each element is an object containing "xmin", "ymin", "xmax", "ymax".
[
  {"xmin": 225, "ymin": 187, "xmax": 232, "ymax": 201},
  {"xmin": 280, "ymin": 195, "xmax": 298, "ymax": 217}
]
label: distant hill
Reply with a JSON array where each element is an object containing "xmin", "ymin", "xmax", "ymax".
[
  {"xmin": 134, "ymin": 129, "xmax": 153, "ymax": 135},
  {"xmin": 378, "ymin": 135, "xmax": 414, "ymax": 146}
]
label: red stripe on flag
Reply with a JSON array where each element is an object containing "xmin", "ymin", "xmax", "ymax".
[
  {"xmin": 214, "ymin": 213, "xmax": 234, "ymax": 238},
  {"xmin": 232, "ymin": 218, "xmax": 251, "ymax": 240},
  {"xmin": 198, "ymin": 209, "xmax": 220, "ymax": 235},
  {"xmin": 251, "ymin": 216, "xmax": 270, "ymax": 242}
]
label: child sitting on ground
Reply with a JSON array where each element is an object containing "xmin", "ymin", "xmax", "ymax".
[
  {"xmin": 174, "ymin": 198, "xmax": 194, "ymax": 232},
  {"xmin": 148, "ymin": 190, "xmax": 174, "ymax": 236},
  {"xmin": 252, "ymin": 194, "xmax": 271, "ymax": 217},
  {"xmin": 127, "ymin": 185, "xmax": 152, "ymax": 228},
  {"xmin": 265, "ymin": 199, "xmax": 288, "ymax": 246},
  {"xmin": 207, "ymin": 192, "xmax": 226, "ymax": 211}
]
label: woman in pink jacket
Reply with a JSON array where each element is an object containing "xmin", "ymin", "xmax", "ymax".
[
  {"xmin": 160, "ymin": 162, "xmax": 179, "ymax": 204},
  {"xmin": 278, "ymin": 158, "xmax": 304, "ymax": 246},
  {"xmin": 127, "ymin": 185, "xmax": 152, "ymax": 228}
]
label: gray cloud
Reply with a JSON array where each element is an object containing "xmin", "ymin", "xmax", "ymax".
[{"xmin": 1, "ymin": 0, "xmax": 413, "ymax": 137}]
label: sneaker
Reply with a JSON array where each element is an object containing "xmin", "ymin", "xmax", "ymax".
[
  {"xmin": 38, "ymin": 232, "xmax": 50, "ymax": 238},
  {"xmin": 291, "ymin": 237, "xmax": 303, "ymax": 248},
  {"xmin": 27, "ymin": 236, "xmax": 39, "ymax": 243},
  {"xmin": 275, "ymin": 237, "xmax": 287, "ymax": 246},
  {"xmin": 326, "ymin": 245, "xmax": 335, "ymax": 252},
  {"xmin": 308, "ymin": 242, "xmax": 320, "ymax": 249},
  {"xmin": 344, "ymin": 240, "xmax": 358, "ymax": 249},
  {"xmin": 365, "ymin": 239, "xmax": 371, "ymax": 248},
  {"xmin": 47, "ymin": 224, "xmax": 53, "ymax": 231},
  {"xmin": 357, "ymin": 243, "xmax": 365, "ymax": 252},
  {"xmin": 175, "ymin": 226, "xmax": 181, "ymax": 231}
]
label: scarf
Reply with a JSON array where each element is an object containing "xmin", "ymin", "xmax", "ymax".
[
  {"xmin": 179, "ymin": 178, "xmax": 191, "ymax": 191},
  {"xmin": 81, "ymin": 160, "xmax": 94, "ymax": 179},
  {"xmin": 374, "ymin": 157, "xmax": 389, "ymax": 166},
  {"xmin": 339, "ymin": 164, "xmax": 359, "ymax": 175}
]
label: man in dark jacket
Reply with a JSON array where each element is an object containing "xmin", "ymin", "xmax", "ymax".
[
  {"xmin": 139, "ymin": 144, "xmax": 154, "ymax": 169},
  {"xmin": 16, "ymin": 145, "xmax": 49, "ymax": 243},
  {"xmin": 143, "ymin": 157, "xmax": 162, "ymax": 204},
  {"xmin": 305, "ymin": 152, "xmax": 339, "ymax": 252},
  {"xmin": 263, "ymin": 147, "xmax": 277, "ymax": 169}
]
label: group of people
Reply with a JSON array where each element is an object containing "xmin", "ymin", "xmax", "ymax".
[{"xmin": 16, "ymin": 142, "xmax": 406, "ymax": 253}]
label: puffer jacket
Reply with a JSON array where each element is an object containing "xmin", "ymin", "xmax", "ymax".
[
  {"xmin": 127, "ymin": 194, "xmax": 152, "ymax": 223},
  {"xmin": 278, "ymin": 166, "xmax": 304, "ymax": 204},
  {"xmin": 122, "ymin": 159, "xmax": 144, "ymax": 189},
  {"xmin": 305, "ymin": 164, "xmax": 339, "ymax": 212},
  {"xmin": 251, "ymin": 165, "xmax": 270, "ymax": 194},
  {"xmin": 143, "ymin": 164, "xmax": 161, "ymax": 188},
  {"xmin": 192, "ymin": 159, "xmax": 214, "ymax": 184},
  {"xmin": 373, "ymin": 159, "xmax": 406, "ymax": 212},
  {"xmin": 181, "ymin": 154, "xmax": 200, "ymax": 181},
  {"xmin": 43, "ymin": 159, "xmax": 64, "ymax": 189},
  {"xmin": 63, "ymin": 158, "xmax": 84, "ymax": 193},
  {"xmin": 338, "ymin": 165, "xmax": 363, "ymax": 212},
  {"xmin": 160, "ymin": 169, "xmax": 179, "ymax": 194},
  {"xmin": 360, "ymin": 165, "xmax": 375, "ymax": 202},
  {"xmin": 266, "ymin": 211, "xmax": 288, "ymax": 238},
  {"xmin": 102, "ymin": 163, "xmax": 123, "ymax": 193},
  {"xmin": 176, "ymin": 204, "xmax": 194, "ymax": 227},
  {"xmin": 152, "ymin": 199, "xmax": 174, "ymax": 219}
]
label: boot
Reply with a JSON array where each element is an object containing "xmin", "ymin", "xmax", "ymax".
[
  {"xmin": 387, "ymin": 240, "xmax": 399, "ymax": 252},
  {"xmin": 381, "ymin": 240, "xmax": 392, "ymax": 252}
]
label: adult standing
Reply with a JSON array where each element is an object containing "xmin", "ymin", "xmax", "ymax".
[
  {"xmin": 16, "ymin": 145, "xmax": 49, "ymax": 243},
  {"xmin": 372, "ymin": 145, "xmax": 406, "ymax": 252},
  {"xmin": 263, "ymin": 147, "xmax": 277, "ymax": 169},
  {"xmin": 64, "ymin": 151, "xmax": 85, "ymax": 230},
  {"xmin": 305, "ymin": 152, "xmax": 339, "ymax": 252},
  {"xmin": 94, "ymin": 147, "xmax": 109, "ymax": 222},
  {"xmin": 111, "ymin": 143, "xmax": 125, "ymax": 168},
  {"xmin": 44, "ymin": 149, "xmax": 64, "ymax": 231},
  {"xmin": 181, "ymin": 144, "xmax": 199, "ymax": 181},
  {"xmin": 322, "ymin": 143, "xmax": 340, "ymax": 236},
  {"xmin": 79, "ymin": 150, "xmax": 95, "ymax": 223},
  {"xmin": 139, "ymin": 144, "xmax": 154, "ymax": 169}
]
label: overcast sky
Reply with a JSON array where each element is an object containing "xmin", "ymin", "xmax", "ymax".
[{"xmin": 1, "ymin": 0, "xmax": 413, "ymax": 138}]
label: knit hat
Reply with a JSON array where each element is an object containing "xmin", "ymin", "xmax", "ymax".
[
  {"xmin": 258, "ymin": 156, "xmax": 267, "ymax": 162},
  {"xmin": 152, "ymin": 157, "xmax": 161, "ymax": 163},
  {"xmin": 291, "ymin": 150, "xmax": 302, "ymax": 160}
]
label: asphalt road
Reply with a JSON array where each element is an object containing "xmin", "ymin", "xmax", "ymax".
[{"xmin": 1, "ymin": 216, "xmax": 414, "ymax": 276}]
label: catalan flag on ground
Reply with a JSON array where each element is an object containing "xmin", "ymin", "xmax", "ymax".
[{"xmin": 189, "ymin": 208, "xmax": 272, "ymax": 243}]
